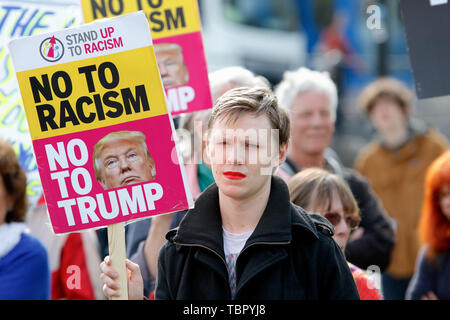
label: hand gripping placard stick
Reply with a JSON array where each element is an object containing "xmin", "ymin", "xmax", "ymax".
[{"xmin": 107, "ymin": 222, "xmax": 128, "ymax": 300}]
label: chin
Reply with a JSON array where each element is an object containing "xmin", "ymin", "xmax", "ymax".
[
  {"xmin": 311, "ymin": 140, "xmax": 329, "ymax": 149},
  {"xmin": 304, "ymin": 147, "xmax": 326, "ymax": 157},
  {"xmin": 218, "ymin": 183, "xmax": 247, "ymax": 199},
  {"xmin": 123, "ymin": 178, "xmax": 145, "ymax": 186}
]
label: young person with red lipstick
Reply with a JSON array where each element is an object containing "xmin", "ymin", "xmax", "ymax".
[{"xmin": 100, "ymin": 87, "xmax": 359, "ymax": 300}]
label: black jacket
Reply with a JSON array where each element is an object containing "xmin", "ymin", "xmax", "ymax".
[
  {"xmin": 342, "ymin": 169, "xmax": 394, "ymax": 271},
  {"xmin": 281, "ymin": 156, "xmax": 395, "ymax": 272},
  {"xmin": 155, "ymin": 176, "xmax": 360, "ymax": 300}
]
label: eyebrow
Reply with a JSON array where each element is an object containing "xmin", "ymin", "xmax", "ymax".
[
  {"xmin": 102, "ymin": 147, "xmax": 139, "ymax": 161},
  {"xmin": 160, "ymin": 55, "xmax": 178, "ymax": 64}
]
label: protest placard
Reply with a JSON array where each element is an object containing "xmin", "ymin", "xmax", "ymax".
[
  {"xmin": 0, "ymin": 1, "xmax": 82, "ymax": 208},
  {"xmin": 400, "ymin": 0, "xmax": 450, "ymax": 99},
  {"xmin": 80, "ymin": 0, "xmax": 213, "ymax": 116},
  {"xmin": 9, "ymin": 11, "xmax": 194, "ymax": 299}
]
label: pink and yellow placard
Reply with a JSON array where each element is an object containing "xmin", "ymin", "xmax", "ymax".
[
  {"xmin": 81, "ymin": 0, "xmax": 213, "ymax": 116},
  {"xmin": 9, "ymin": 11, "xmax": 193, "ymax": 234}
]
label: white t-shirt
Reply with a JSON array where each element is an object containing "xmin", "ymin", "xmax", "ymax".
[{"xmin": 222, "ymin": 227, "xmax": 253, "ymax": 299}]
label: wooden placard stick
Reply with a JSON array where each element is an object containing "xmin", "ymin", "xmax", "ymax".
[{"xmin": 107, "ymin": 222, "xmax": 128, "ymax": 300}]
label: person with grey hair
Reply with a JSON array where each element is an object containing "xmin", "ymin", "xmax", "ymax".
[
  {"xmin": 276, "ymin": 67, "xmax": 338, "ymax": 122},
  {"xmin": 208, "ymin": 66, "xmax": 270, "ymax": 102},
  {"xmin": 275, "ymin": 67, "xmax": 343, "ymax": 174},
  {"xmin": 275, "ymin": 66, "xmax": 395, "ymax": 273},
  {"xmin": 123, "ymin": 66, "xmax": 271, "ymax": 298}
]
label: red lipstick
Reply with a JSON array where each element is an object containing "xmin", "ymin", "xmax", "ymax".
[{"xmin": 223, "ymin": 171, "xmax": 246, "ymax": 180}]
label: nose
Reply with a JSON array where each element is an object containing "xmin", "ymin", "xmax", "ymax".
[
  {"xmin": 158, "ymin": 62, "xmax": 168, "ymax": 76},
  {"xmin": 225, "ymin": 143, "xmax": 245, "ymax": 165},
  {"xmin": 119, "ymin": 157, "xmax": 132, "ymax": 172},
  {"xmin": 373, "ymin": 103, "xmax": 390, "ymax": 119},
  {"xmin": 310, "ymin": 111, "xmax": 326, "ymax": 127},
  {"xmin": 335, "ymin": 216, "xmax": 350, "ymax": 237}
]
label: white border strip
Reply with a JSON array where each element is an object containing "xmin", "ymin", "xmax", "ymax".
[{"xmin": 9, "ymin": 11, "xmax": 152, "ymax": 72}]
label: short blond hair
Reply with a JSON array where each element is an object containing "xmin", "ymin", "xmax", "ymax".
[
  {"xmin": 93, "ymin": 131, "xmax": 153, "ymax": 181},
  {"xmin": 154, "ymin": 43, "xmax": 182, "ymax": 53},
  {"xmin": 154, "ymin": 43, "xmax": 184, "ymax": 62}
]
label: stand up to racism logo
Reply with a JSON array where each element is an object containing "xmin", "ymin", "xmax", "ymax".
[{"xmin": 40, "ymin": 36, "xmax": 64, "ymax": 62}]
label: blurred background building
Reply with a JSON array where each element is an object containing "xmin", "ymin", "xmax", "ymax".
[
  {"xmin": 2, "ymin": 0, "xmax": 450, "ymax": 174},
  {"xmin": 198, "ymin": 0, "xmax": 450, "ymax": 167}
]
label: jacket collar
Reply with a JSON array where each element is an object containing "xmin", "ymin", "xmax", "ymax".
[
  {"xmin": 283, "ymin": 154, "xmax": 345, "ymax": 178},
  {"xmin": 0, "ymin": 222, "xmax": 27, "ymax": 258},
  {"xmin": 171, "ymin": 176, "xmax": 319, "ymax": 257}
]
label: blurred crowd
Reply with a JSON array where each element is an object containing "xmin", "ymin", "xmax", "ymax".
[{"xmin": 1, "ymin": 61, "xmax": 449, "ymax": 300}]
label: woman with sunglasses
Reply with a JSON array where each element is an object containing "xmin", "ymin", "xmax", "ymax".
[{"xmin": 288, "ymin": 168, "xmax": 384, "ymax": 300}]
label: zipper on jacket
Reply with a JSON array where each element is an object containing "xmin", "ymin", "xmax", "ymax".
[
  {"xmin": 173, "ymin": 241, "xmax": 228, "ymax": 267},
  {"xmin": 238, "ymin": 240, "xmax": 291, "ymax": 259},
  {"xmin": 173, "ymin": 240, "xmax": 291, "ymax": 266}
]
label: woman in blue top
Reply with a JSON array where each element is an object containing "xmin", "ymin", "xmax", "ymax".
[
  {"xmin": 406, "ymin": 150, "xmax": 450, "ymax": 300},
  {"xmin": 0, "ymin": 139, "xmax": 50, "ymax": 300}
]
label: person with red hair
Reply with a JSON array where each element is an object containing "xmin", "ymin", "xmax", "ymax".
[{"xmin": 406, "ymin": 150, "xmax": 450, "ymax": 300}]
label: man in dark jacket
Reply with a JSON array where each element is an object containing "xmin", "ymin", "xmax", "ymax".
[
  {"xmin": 156, "ymin": 176, "xmax": 359, "ymax": 299},
  {"xmin": 100, "ymin": 87, "xmax": 359, "ymax": 300},
  {"xmin": 275, "ymin": 67, "xmax": 395, "ymax": 272}
]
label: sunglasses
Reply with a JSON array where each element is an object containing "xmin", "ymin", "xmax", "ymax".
[{"xmin": 324, "ymin": 212, "xmax": 361, "ymax": 230}]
